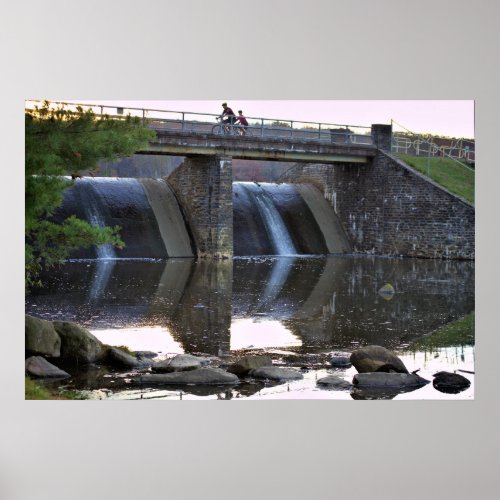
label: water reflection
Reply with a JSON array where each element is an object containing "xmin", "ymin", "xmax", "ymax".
[
  {"xmin": 27, "ymin": 256, "xmax": 474, "ymax": 357},
  {"xmin": 230, "ymin": 319, "xmax": 301, "ymax": 350}
]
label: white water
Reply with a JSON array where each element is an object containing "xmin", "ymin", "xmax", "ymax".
[
  {"xmin": 243, "ymin": 183, "xmax": 297, "ymax": 255},
  {"xmin": 83, "ymin": 182, "xmax": 116, "ymax": 260}
]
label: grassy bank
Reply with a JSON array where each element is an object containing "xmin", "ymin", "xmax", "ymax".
[
  {"xmin": 406, "ymin": 313, "xmax": 475, "ymax": 352},
  {"xmin": 25, "ymin": 376, "xmax": 87, "ymax": 400},
  {"xmin": 396, "ymin": 154, "xmax": 475, "ymax": 203}
]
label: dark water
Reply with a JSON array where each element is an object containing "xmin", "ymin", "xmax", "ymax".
[{"xmin": 26, "ymin": 255, "xmax": 475, "ymax": 400}]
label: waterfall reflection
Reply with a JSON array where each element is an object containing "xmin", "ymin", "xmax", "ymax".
[{"xmin": 26, "ymin": 256, "xmax": 475, "ymax": 356}]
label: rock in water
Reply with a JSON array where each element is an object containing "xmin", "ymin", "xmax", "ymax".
[
  {"xmin": 317, "ymin": 375, "xmax": 352, "ymax": 390},
  {"xmin": 248, "ymin": 366, "xmax": 303, "ymax": 381},
  {"xmin": 352, "ymin": 372, "xmax": 429, "ymax": 388},
  {"xmin": 135, "ymin": 368, "xmax": 239, "ymax": 385},
  {"xmin": 330, "ymin": 356, "xmax": 352, "ymax": 368},
  {"xmin": 53, "ymin": 321, "xmax": 106, "ymax": 364},
  {"xmin": 350, "ymin": 345, "xmax": 408, "ymax": 374},
  {"xmin": 25, "ymin": 356, "xmax": 70, "ymax": 379},
  {"xmin": 132, "ymin": 351, "xmax": 158, "ymax": 359},
  {"xmin": 433, "ymin": 371, "xmax": 471, "ymax": 394},
  {"xmin": 107, "ymin": 347, "xmax": 145, "ymax": 369},
  {"xmin": 227, "ymin": 355, "xmax": 273, "ymax": 375},
  {"xmin": 378, "ymin": 283, "xmax": 395, "ymax": 300},
  {"xmin": 25, "ymin": 315, "xmax": 61, "ymax": 358},
  {"xmin": 151, "ymin": 354, "xmax": 210, "ymax": 373}
]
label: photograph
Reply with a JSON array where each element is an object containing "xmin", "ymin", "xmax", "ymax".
[{"xmin": 24, "ymin": 99, "xmax": 475, "ymax": 401}]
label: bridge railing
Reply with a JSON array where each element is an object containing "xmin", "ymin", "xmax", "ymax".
[{"xmin": 25, "ymin": 100, "xmax": 374, "ymax": 146}]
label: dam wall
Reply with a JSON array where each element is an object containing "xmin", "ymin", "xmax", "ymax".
[{"xmin": 280, "ymin": 151, "xmax": 475, "ymax": 259}]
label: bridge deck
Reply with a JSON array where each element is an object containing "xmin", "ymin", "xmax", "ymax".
[{"xmin": 138, "ymin": 129, "xmax": 376, "ymax": 164}]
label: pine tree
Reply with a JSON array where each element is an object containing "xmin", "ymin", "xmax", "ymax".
[{"xmin": 25, "ymin": 101, "xmax": 156, "ymax": 290}]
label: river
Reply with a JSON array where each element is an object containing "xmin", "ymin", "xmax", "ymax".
[{"xmin": 25, "ymin": 255, "xmax": 475, "ymax": 400}]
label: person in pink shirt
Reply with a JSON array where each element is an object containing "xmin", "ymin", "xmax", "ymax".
[{"xmin": 235, "ymin": 110, "xmax": 249, "ymax": 134}]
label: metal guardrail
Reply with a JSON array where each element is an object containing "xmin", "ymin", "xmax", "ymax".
[
  {"xmin": 391, "ymin": 120, "xmax": 475, "ymax": 165},
  {"xmin": 25, "ymin": 100, "xmax": 374, "ymax": 146}
]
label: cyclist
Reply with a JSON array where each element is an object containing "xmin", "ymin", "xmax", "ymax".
[
  {"xmin": 235, "ymin": 110, "xmax": 249, "ymax": 135},
  {"xmin": 221, "ymin": 102, "xmax": 236, "ymax": 127}
]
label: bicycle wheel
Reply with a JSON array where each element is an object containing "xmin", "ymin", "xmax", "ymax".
[{"xmin": 211, "ymin": 124, "xmax": 224, "ymax": 135}]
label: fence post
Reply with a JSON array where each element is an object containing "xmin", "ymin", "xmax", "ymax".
[{"xmin": 427, "ymin": 141, "xmax": 431, "ymax": 177}]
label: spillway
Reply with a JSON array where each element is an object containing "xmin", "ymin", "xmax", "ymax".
[{"xmin": 53, "ymin": 178, "xmax": 351, "ymax": 259}]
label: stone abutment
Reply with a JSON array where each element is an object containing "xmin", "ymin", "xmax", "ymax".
[
  {"xmin": 280, "ymin": 152, "xmax": 474, "ymax": 259},
  {"xmin": 167, "ymin": 155, "xmax": 233, "ymax": 258}
]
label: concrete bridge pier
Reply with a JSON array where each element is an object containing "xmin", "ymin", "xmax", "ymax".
[{"xmin": 167, "ymin": 155, "xmax": 233, "ymax": 258}]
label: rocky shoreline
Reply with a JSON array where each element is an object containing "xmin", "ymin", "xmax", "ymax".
[{"xmin": 25, "ymin": 314, "xmax": 472, "ymax": 399}]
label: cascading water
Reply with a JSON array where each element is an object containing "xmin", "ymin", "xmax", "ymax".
[
  {"xmin": 84, "ymin": 198, "xmax": 116, "ymax": 260},
  {"xmin": 241, "ymin": 182, "xmax": 297, "ymax": 256},
  {"xmin": 54, "ymin": 177, "xmax": 191, "ymax": 259},
  {"xmin": 56, "ymin": 178, "xmax": 347, "ymax": 260}
]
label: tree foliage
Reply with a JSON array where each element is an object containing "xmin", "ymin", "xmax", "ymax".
[{"xmin": 25, "ymin": 102, "xmax": 156, "ymax": 289}]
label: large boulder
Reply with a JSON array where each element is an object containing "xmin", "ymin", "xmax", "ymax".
[
  {"xmin": 53, "ymin": 321, "xmax": 106, "ymax": 364},
  {"xmin": 317, "ymin": 375, "xmax": 352, "ymax": 390},
  {"xmin": 25, "ymin": 315, "xmax": 61, "ymax": 357},
  {"xmin": 350, "ymin": 345, "xmax": 408, "ymax": 374},
  {"xmin": 352, "ymin": 372, "xmax": 429, "ymax": 388},
  {"xmin": 151, "ymin": 354, "xmax": 209, "ymax": 373},
  {"xmin": 25, "ymin": 356, "xmax": 70, "ymax": 379},
  {"xmin": 135, "ymin": 368, "xmax": 239, "ymax": 385},
  {"xmin": 433, "ymin": 371, "xmax": 471, "ymax": 394},
  {"xmin": 227, "ymin": 355, "xmax": 273, "ymax": 375},
  {"xmin": 248, "ymin": 366, "xmax": 303, "ymax": 381}
]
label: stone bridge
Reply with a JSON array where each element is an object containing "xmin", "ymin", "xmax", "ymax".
[
  {"xmin": 134, "ymin": 124, "xmax": 393, "ymax": 259},
  {"xmin": 137, "ymin": 127, "xmax": 378, "ymax": 164},
  {"xmin": 26, "ymin": 100, "xmax": 473, "ymax": 260},
  {"xmin": 136, "ymin": 120, "xmax": 475, "ymax": 261}
]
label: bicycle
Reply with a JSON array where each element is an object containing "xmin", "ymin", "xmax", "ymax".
[{"xmin": 211, "ymin": 116, "xmax": 243, "ymax": 136}]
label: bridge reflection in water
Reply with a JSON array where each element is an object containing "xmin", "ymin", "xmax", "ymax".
[{"xmin": 26, "ymin": 256, "xmax": 474, "ymax": 356}]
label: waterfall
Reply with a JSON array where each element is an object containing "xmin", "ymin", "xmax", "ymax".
[
  {"xmin": 241, "ymin": 183, "xmax": 297, "ymax": 256},
  {"xmin": 85, "ymin": 203, "xmax": 116, "ymax": 260},
  {"xmin": 80, "ymin": 180, "xmax": 116, "ymax": 260}
]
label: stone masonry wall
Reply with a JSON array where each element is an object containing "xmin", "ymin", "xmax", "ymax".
[
  {"xmin": 281, "ymin": 151, "xmax": 475, "ymax": 259},
  {"xmin": 167, "ymin": 155, "xmax": 233, "ymax": 258}
]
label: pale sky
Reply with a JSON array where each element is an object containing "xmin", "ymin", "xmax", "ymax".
[{"xmin": 62, "ymin": 99, "xmax": 474, "ymax": 139}]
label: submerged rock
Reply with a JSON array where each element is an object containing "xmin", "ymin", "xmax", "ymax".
[
  {"xmin": 433, "ymin": 371, "xmax": 471, "ymax": 394},
  {"xmin": 107, "ymin": 347, "xmax": 147, "ymax": 369},
  {"xmin": 227, "ymin": 355, "xmax": 273, "ymax": 375},
  {"xmin": 317, "ymin": 375, "xmax": 352, "ymax": 390},
  {"xmin": 25, "ymin": 356, "xmax": 70, "ymax": 379},
  {"xmin": 135, "ymin": 367, "xmax": 239, "ymax": 385},
  {"xmin": 248, "ymin": 366, "xmax": 303, "ymax": 381},
  {"xmin": 352, "ymin": 372, "xmax": 429, "ymax": 388},
  {"xmin": 25, "ymin": 315, "xmax": 61, "ymax": 358},
  {"xmin": 53, "ymin": 321, "xmax": 106, "ymax": 364},
  {"xmin": 378, "ymin": 283, "xmax": 395, "ymax": 300},
  {"xmin": 350, "ymin": 345, "xmax": 408, "ymax": 374},
  {"xmin": 133, "ymin": 351, "xmax": 158, "ymax": 359},
  {"xmin": 330, "ymin": 356, "xmax": 352, "ymax": 368},
  {"xmin": 151, "ymin": 354, "xmax": 210, "ymax": 373}
]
